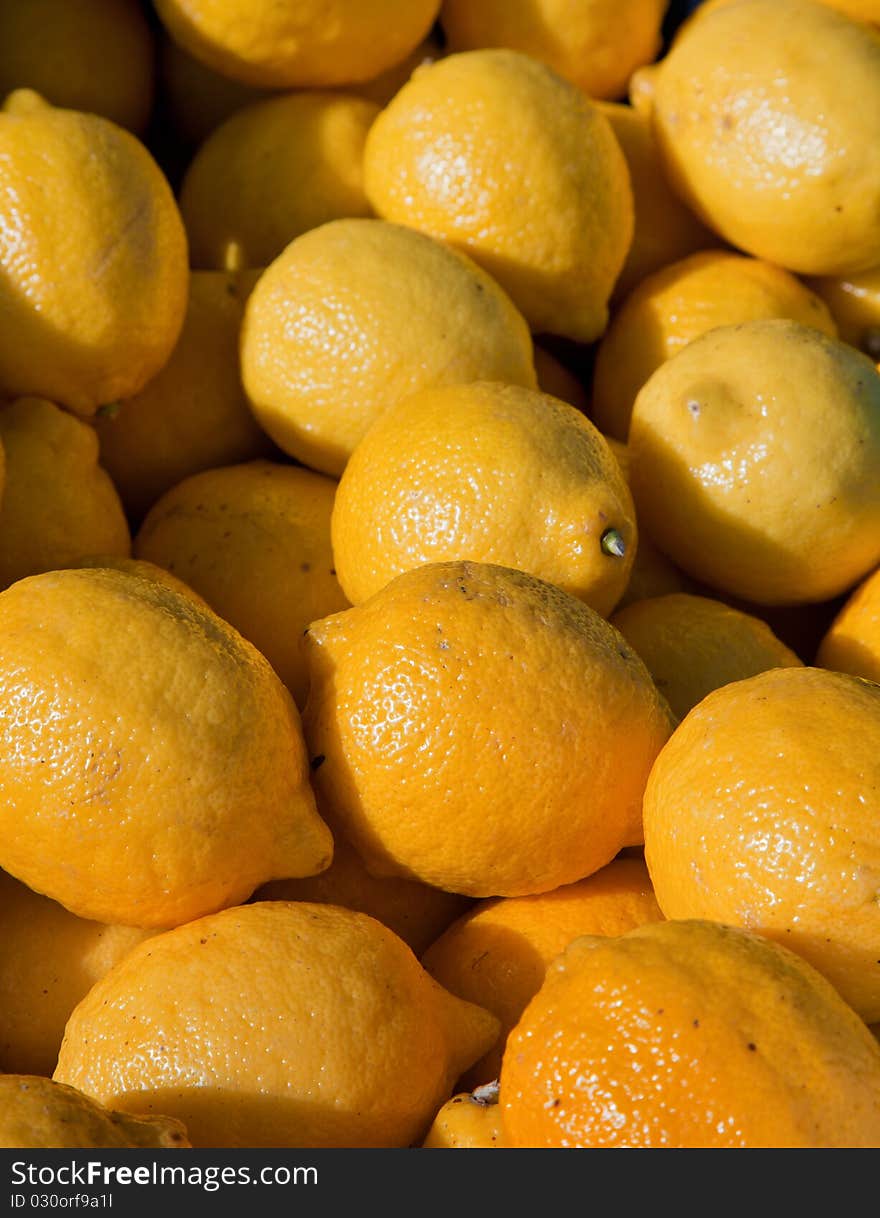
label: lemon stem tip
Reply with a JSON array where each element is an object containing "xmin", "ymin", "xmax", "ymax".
[{"xmin": 601, "ymin": 527, "xmax": 626, "ymax": 558}]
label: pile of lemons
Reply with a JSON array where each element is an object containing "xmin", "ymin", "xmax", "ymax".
[{"xmin": 1, "ymin": 0, "xmax": 880, "ymax": 1151}]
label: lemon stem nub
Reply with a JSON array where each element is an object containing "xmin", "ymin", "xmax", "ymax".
[
  {"xmin": 472, "ymin": 1080, "xmax": 500, "ymax": 1107},
  {"xmin": 601, "ymin": 528, "xmax": 626, "ymax": 558}
]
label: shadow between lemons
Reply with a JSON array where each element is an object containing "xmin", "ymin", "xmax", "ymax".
[
  {"xmin": 109, "ymin": 1083, "xmax": 405, "ymax": 1149},
  {"xmin": 423, "ymin": 920, "xmax": 549, "ymax": 1092}
]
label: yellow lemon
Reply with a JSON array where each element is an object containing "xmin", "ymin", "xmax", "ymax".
[
  {"xmin": 95, "ymin": 268, "xmax": 275, "ymax": 526},
  {"xmin": 439, "ymin": 0, "xmax": 668, "ymax": 101},
  {"xmin": 816, "ymin": 564, "xmax": 880, "ymax": 683},
  {"xmin": 679, "ymin": 0, "xmax": 880, "ymax": 30},
  {"xmin": 0, "ymin": 90, "xmax": 188, "ymax": 415},
  {"xmin": 363, "ymin": 49, "xmax": 634, "ymax": 343},
  {"xmin": 0, "ymin": 1076, "xmax": 189, "ymax": 1149},
  {"xmin": 331, "ymin": 380, "xmax": 636, "ymax": 616},
  {"xmin": 153, "ymin": 0, "xmax": 441, "ymax": 89},
  {"xmin": 0, "ymin": 397, "xmax": 130, "ymax": 592},
  {"xmin": 0, "ymin": 566, "xmax": 332, "ymax": 928},
  {"xmin": 592, "ymin": 250, "xmax": 837, "ymax": 442},
  {"xmin": 302, "ymin": 561, "xmax": 675, "ymax": 898},
  {"xmin": 421, "ymin": 856, "xmax": 663, "ymax": 1087},
  {"xmin": 597, "ymin": 101, "xmax": 719, "ymax": 304},
  {"xmin": 643, "ymin": 667, "xmax": 880, "ymax": 1021},
  {"xmin": 628, "ymin": 319, "xmax": 880, "ymax": 604},
  {"xmin": 610, "ymin": 592, "xmax": 804, "ymax": 720},
  {"xmin": 240, "ymin": 218, "xmax": 536, "ymax": 477},
  {"xmin": 54, "ymin": 901, "xmax": 499, "ymax": 1148},
  {"xmin": 179, "ymin": 91, "xmax": 380, "ymax": 271},
  {"xmin": 423, "ymin": 1084, "xmax": 506, "ymax": 1148},
  {"xmin": 134, "ymin": 459, "xmax": 349, "ymax": 708},
  {"xmin": 0, "ymin": 868, "xmax": 154, "ymax": 1077},
  {"xmin": 650, "ymin": 0, "xmax": 880, "ymax": 275},
  {"xmin": 501, "ymin": 920, "xmax": 880, "ymax": 1147},
  {"xmin": 809, "ymin": 264, "xmax": 880, "ymax": 359}
]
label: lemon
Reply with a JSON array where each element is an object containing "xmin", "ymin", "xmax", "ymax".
[
  {"xmin": 0, "ymin": 566, "xmax": 332, "ymax": 928},
  {"xmin": 153, "ymin": 0, "xmax": 441, "ymax": 89},
  {"xmin": 363, "ymin": 49, "xmax": 634, "ymax": 343},
  {"xmin": 650, "ymin": 0, "xmax": 880, "ymax": 275},
  {"xmin": 439, "ymin": 0, "xmax": 668, "ymax": 101},
  {"xmin": 331, "ymin": 380, "xmax": 636, "ymax": 616},
  {"xmin": 240, "ymin": 218, "xmax": 536, "ymax": 476},
  {"xmin": 54, "ymin": 901, "xmax": 499, "ymax": 1148},
  {"xmin": 628, "ymin": 319, "xmax": 880, "ymax": 604},
  {"xmin": 0, "ymin": 90, "xmax": 188, "ymax": 415},
  {"xmin": 303, "ymin": 561, "xmax": 674, "ymax": 897},
  {"xmin": 179, "ymin": 91, "xmax": 379, "ymax": 270}
]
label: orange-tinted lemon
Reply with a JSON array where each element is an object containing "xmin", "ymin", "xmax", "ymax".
[
  {"xmin": 501, "ymin": 919, "xmax": 880, "ymax": 1147},
  {"xmin": 643, "ymin": 666, "xmax": 880, "ymax": 1021},
  {"xmin": 302, "ymin": 561, "xmax": 675, "ymax": 898},
  {"xmin": 331, "ymin": 381, "xmax": 636, "ymax": 616}
]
